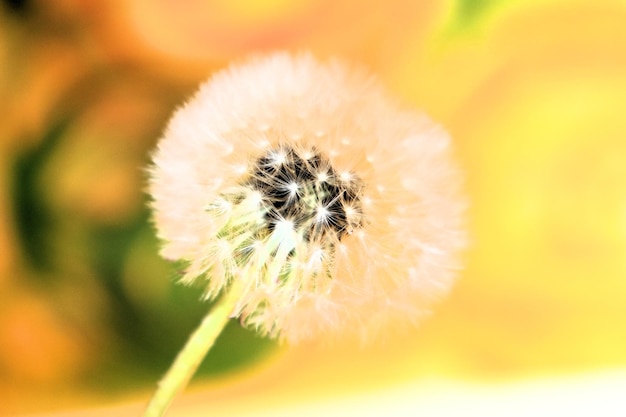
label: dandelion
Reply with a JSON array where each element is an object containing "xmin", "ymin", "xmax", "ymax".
[{"xmin": 144, "ymin": 52, "xmax": 466, "ymax": 416}]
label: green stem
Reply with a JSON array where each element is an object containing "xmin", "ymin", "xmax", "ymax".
[{"xmin": 142, "ymin": 281, "xmax": 243, "ymax": 417}]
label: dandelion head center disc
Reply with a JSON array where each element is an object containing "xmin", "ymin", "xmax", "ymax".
[{"xmin": 245, "ymin": 145, "xmax": 364, "ymax": 243}]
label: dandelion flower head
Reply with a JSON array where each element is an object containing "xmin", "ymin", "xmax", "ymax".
[{"xmin": 149, "ymin": 52, "xmax": 466, "ymax": 343}]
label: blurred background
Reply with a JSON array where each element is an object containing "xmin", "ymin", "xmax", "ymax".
[{"xmin": 1, "ymin": 0, "xmax": 625, "ymax": 416}]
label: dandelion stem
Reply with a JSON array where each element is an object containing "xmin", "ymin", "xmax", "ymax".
[{"xmin": 142, "ymin": 281, "xmax": 243, "ymax": 417}]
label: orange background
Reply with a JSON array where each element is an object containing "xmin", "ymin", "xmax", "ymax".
[{"xmin": 1, "ymin": 0, "xmax": 625, "ymax": 415}]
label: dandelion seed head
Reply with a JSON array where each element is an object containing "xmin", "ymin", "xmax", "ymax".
[{"xmin": 149, "ymin": 52, "xmax": 467, "ymax": 343}]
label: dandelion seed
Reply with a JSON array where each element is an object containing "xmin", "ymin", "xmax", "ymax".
[{"xmin": 144, "ymin": 51, "xmax": 466, "ymax": 416}]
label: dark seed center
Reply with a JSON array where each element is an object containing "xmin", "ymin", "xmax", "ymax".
[{"xmin": 245, "ymin": 145, "xmax": 364, "ymax": 241}]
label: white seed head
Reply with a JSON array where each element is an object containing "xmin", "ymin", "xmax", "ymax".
[{"xmin": 148, "ymin": 52, "xmax": 467, "ymax": 343}]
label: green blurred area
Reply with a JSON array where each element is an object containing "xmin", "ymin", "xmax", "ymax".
[
  {"xmin": 7, "ymin": 75, "xmax": 276, "ymax": 390},
  {"xmin": 455, "ymin": 0, "xmax": 497, "ymax": 24}
]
